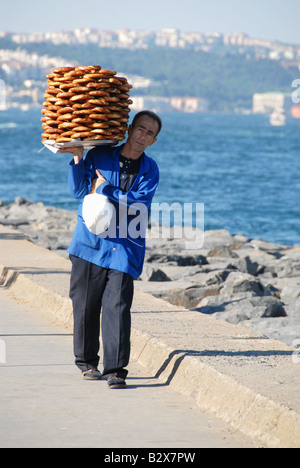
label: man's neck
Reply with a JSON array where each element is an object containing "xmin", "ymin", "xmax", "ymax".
[{"xmin": 121, "ymin": 141, "xmax": 143, "ymax": 160}]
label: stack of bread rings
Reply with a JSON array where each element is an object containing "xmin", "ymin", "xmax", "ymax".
[{"xmin": 41, "ymin": 65, "xmax": 133, "ymax": 145}]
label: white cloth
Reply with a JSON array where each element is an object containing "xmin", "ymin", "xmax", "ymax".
[{"xmin": 82, "ymin": 193, "xmax": 114, "ymax": 235}]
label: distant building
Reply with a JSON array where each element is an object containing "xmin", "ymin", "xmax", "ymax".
[
  {"xmin": 131, "ymin": 96, "xmax": 209, "ymax": 113},
  {"xmin": 252, "ymin": 93, "xmax": 286, "ymax": 113},
  {"xmin": 170, "ymin": 97, "xmax": 209, "ymax": 113}
]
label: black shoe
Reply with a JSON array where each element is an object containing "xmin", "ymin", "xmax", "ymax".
[
  {"xmin": 107, "ymin": 374, "xmax": 127, "ymax": 389},
  {"xmin": 82, "ymin": 368, "xmax": 102, "ymax": 380}
]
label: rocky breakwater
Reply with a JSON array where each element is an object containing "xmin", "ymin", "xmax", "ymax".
[
  {"xmin": 0, "ymin": 197, "xmax": 299, "ymax": 346},
  {"xmin": 140, "ymin": 225, "xmax": 300, "ymax": 347}
]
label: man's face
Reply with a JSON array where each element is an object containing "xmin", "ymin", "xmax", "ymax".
[{"xmin": 127, "ymin": 116, "xmax": 159, "ymax": 154}]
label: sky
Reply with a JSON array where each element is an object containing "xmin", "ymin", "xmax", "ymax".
[{"xmin": 0, "ymin": 0, "xmax": 299, "ymax": 44}]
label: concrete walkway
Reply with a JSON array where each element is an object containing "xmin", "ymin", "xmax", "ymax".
[
  {"xmin": 0, "ymin": 287, "xmax": 255, "ymax": 448},
  {"xmin": 0, "ymin": 224, "xmax": 299, "ymax": 448}
]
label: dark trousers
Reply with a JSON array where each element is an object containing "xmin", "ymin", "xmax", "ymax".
[{"xmin": 69, "ymin": 255, "xmax": 134, "ymax": 379}]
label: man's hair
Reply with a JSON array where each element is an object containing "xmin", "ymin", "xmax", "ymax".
[{"xmin": 131, "ymin": 110, "xmax": 162, "ymax": 137}]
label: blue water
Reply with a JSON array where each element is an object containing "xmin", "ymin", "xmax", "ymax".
[{"xmin": 0, "ymin": 109, "xmax": 299, "ymax": 245}]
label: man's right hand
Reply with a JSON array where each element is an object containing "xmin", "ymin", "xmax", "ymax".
[{"xmin": 58, "ymin": 146, "xmax": 84, "ymax": 164}]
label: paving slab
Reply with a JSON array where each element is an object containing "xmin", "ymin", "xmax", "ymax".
[{"xmin": 0, "ymin": 287, "xmax": 255, "ymax": 448}]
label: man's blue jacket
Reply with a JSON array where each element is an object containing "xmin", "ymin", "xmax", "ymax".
[{"xmin": 67, "ymin": 144, "xmax": 159, "ymax": 279}]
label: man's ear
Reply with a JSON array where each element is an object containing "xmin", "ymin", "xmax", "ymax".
[
  {"xmin": 149, "ymin": 137, "xmax": 157, "ymax": 147},
  {"xmin": 127, "ymin": 124, "xmax": 132, "ymax": 136}
]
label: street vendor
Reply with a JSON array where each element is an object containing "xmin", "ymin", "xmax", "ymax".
[{"xmin": 59, "ymin": 110, "xmax": 162, "ymax": 389}]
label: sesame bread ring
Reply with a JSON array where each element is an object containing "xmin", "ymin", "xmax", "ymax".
[
  {"xmin": 73, "ymin": 78, "xmax": 91, "ymax": 85},
  {"xmin": 42, "ymin": 102, "xmax": 58, "ymax": 111},
  {"xmin": 46, "ymin": 87, "xmax": 61, "ymax": 95},
  {"xmin": 52, "ymin": 66, "xmax": 75, "ymax": 74},
  {"xmin": 59, "ymin": 82, "xmax": 77, "ymax": 91},
  {"xmin": 46, "ymin": 73, "xmax": 57, "ymax": 80},
  {"xmin": 89, "ymin": 113, "xmax": 109, "ymax": 120},
  {"xmin": 88, "ymin": 99, "xmax": 110, "ymax": 106},
  {"xmin": 72, "ymin": 102, "xmax": 94, "ymax": 109},
  {"xmin": 72, "ymin": 126, "xmax": 91, "ymax": 132},
  {"xmin": 106, "ymin": 96, "xmax": 120, "ymax": 103},
  {"xmin": 83, "ymin": 134, "xmax": 103, "ymax": 140},
  {"xmin": 53, "ymin": 76, "xmax": 73, "ymax": 83},
  {"xmin": 119, "ymin": 85, "xmax": 132, "ymax": 92},
  {"xmin": 119, "ymin": 99, "xmax": 133, "ymax": 107},
  {"xmin": 47, "ymin": 80, "xmax": 61, "ymax": 87},
  {"xmin": 57, "ymin": 106, "xmax": 74, "ymax": 115},
  {"xmin": 92, "ymin": 107, "xmax": 110, "ymax": 114},
  {"xmin": 90, "ymin": 128, "xmax": 112, "ymax": 134},
  {"xmin": 58, "ymin": 122, "xmax": 78, "ymax": 130},
  {"xmin": 106, "ymin": 113, "xmax": 121, "ymax": 119},
  {"xmin": 107, "ymin": 105, "xmax": 123, "ymax": 112},
  {"xmin": 108, "ymin": 78, "xmax": 123, "ymax": 86},
  {"xmin": 44, "ymin": 110, "xmax": 58, "ymax": 119},
  {"xmin": 72, "ymin": 118, "xmax": 93, "ymax": 125},
  {"xmin": 83, "ymin": 73, "xmax": 105, "ymax": 80},
  {"xmin": 65, "ymin": 69, "xmax": 85, "ymax": 78},
  {"xmin": 44, "ymin": 119, "xmax": 60, "ymax": 127},
  {"xmin": 43, "ymin": 127, "xmax": 63, "ymax": 134},
  {"xmin": 90, "ymin": 122, "xmax": 110, "ymax": 129},
  {"xmin": 108, "ymin": 88, "xmax": 121, "ymax": 94},
  {"xmin": 42, "ymin": 132, "xmax": 60, "ymax": 140},
  {"xmin": 57, "ymin": 92, "xmax": 76, "ymax": 99},
  {"xmin": 57, "ymin": 113, "xmax": 74, "ymax": 121},
  {"xmin": 60, "ymin": 131, "xmax": 74, "ymax": 137},
  {"xmin": 100, "ymin": 69, "xmax": 117, "ymax": 76},
  {"xmin": 72, "ymin": 109, "xmax": 93, "ymax": 116},
  {"xmin": 88, "ymin": 90, "xmax": 110, "ymax": 97},
  {"xmin": 55, "ymin": 99, "xmax": 72, "ymax": 107},
  {"xmin": 56, "ymin": 136, "xmax": 74, "ymax": 143},
  {"xmin": 90, "ymin": 82, "xmax": 111, "ymax": 89},
  {"xmin": 78, "ymin": 65, "xmax": 101, "ymax": 72},
  {"xmin": 107, "ymin": 120, "xmax": 121, "ymax": 127},
  {"xmin": 85, "ymin": 82, "xmax": 109, "ymax": 90},
  {"xmin": 118, "ymin": 93, "xmax": 130, "ymax": 99},
  {"xmin": 45, "ymin": 95, "xmax": 58, "ymax": 103},
  {"xmin": 69, "ymin": 86, "xmax": 90, "ymax": 93},
  {"xmin": 71, "ymin": 132, "xmax": 93, "ymax": 139},
  {"xmin": 70, "ymin": 94, "xmax": 91, "ymax": 102}
]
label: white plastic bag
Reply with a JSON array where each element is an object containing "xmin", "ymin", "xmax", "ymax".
[{"xmin": 82, "ymin": 193, "xmax": 114, "ymax": 235}]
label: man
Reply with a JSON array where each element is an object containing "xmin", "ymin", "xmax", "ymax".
[{"xmin": 60, "ymin": 111, "xmax": 161, "ymax": 389}]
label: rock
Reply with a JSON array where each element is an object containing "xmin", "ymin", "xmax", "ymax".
[
  {"xmin": 163, "ymin": 286, "xmax": 219, "ymax": 309},
  {"xmin": 140, "ymin": 266, "xmax": 171, "ymax": 282},
  {"xmin": 207, "ymin": 245, "xmax": 239, "ymax": 258},
  {"xmin": 219, "ymin": 272, "xmax": 270, "ymax": 297},
  {"xmin": 262, "ymin": 302, "xmax": 286, "ymax": 318},
  {"xmin": 234, "ymin": 256, "xmax": 259, "ymax": 276}
]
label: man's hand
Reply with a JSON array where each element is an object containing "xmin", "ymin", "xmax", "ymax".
[
  {"xmin": 58, "ymin": 146, "xmax": 84, "ymax": 164},
  {"xmin": 90, "ymin": 170, "xmax": 106, "ymax": 194}
]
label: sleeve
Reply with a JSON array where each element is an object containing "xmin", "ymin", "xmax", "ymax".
[{"xmin": 68, "ymin": 151, "xmax": 95, "ymax": 200}]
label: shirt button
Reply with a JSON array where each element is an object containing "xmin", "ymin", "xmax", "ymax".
[{"xmin": 113, "ymin": 248, "xmax": 117, "ymax": 251}]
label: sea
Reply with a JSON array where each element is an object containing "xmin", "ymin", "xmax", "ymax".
[{"xmin": 0, "ymin": 108, "xmax": 299, "ymax": 246}]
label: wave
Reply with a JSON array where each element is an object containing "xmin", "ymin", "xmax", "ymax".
[{"xmin": 0, "ymin": 122, "xmax": 18, "ymax": 129}]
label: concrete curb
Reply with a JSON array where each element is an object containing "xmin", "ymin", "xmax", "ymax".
[
  {"xmin": 130, "ymin": 328, "xmax": 300, "ymax": 448},
  {"xmin": 0, "ymin": 224, "xmax": 299, "ymax": 448}
]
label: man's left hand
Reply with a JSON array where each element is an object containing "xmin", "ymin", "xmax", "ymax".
[{"xmin": 90, "ymin": 170, "xmax": 106, "ymax": 194}]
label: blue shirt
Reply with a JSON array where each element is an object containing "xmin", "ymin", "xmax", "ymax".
[{"xmin": 67, "ymin": 144, "xmax": 159, "ymax": 279}]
